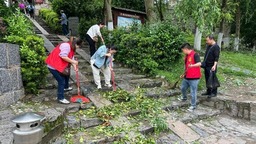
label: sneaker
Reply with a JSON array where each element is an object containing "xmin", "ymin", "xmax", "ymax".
[
  {"xmin": 104, "ymin": 84, "xmax": 112, "ymax": 88},
  {"xmin": 59, "ymin": 98, "xmax": 70, "ymax": 104},
  {"xmin": 97, "ymin": 85, "xmax": 102, "ymax": 89},
  {"xmin": 64, "ymin": 87, "xmax": 72, "ymax": 91},
  {"xmin": 187, "ymin": 106, "xmax": 196, "ymax": 112},
  {"xmin": 178, "ymin": 97, "xmax": 187, "ymax": 102}
]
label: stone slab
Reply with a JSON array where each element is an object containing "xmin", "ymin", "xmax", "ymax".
[
  {"xmin": 29, "ymin": 16, "xmax": 49, "ymax": 35},
  {"xmin": 0, "ymin": 109, "xmax": 15, "ymax": 144},
  {"xmin": 75, "ymin": 48, "xmax": 91, "ymax": 63},
  {"xmin": 87, "ymin": 93, "xmax": 112, "ymax": 108},
  {"xmin": 80, "ymin": 117, "xmax": 103, "ymax": 128},
  {"xmin": 38, "ymin": 34, "xmax": 54, "ymax": 52},
  {"xmin": 110, "ymin": 116, "xmax": 139, "ymax": 139},
  {"xmin": 129, "ymin": 78, "xmax": 162, "ymax": 88},
  {"xmin": 65, "ymin": 115, "xmax": 80, "ymax": 129},
  {"xmin": 0, "ymin": 43, "xmax": 8, "ymax": 68},
  {"xmin": 0, "ymin": 89, "xmax": 24, "ymax": 109},
  {"xmin": 7, "ymin": 44, "xmax": 20, "ymax": 67},
  {"xmin": 70, "ymin": 66, "xmax": 88, "ymax": 83},
  {"xmin": 167, "ymin": 120, "xmax": 200, "ymax": 142},
  {"xmin": 68, "ymin": 17, "xmax": 79, "ymax": 36}
]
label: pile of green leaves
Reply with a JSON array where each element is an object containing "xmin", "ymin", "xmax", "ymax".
[
  {"xmin": 80, "ymin": 89, "xmax": 168, "ymax": 133},
  {"xmin": 102, "ymin": 89, "xmax": 132, "ymax": 103},
  {"xmin": 4, "ymin": 10, "xmax": 47, "ymax": 94},
  {"xmin": 39, "ymin": 8, "xmax": 61, "ymax": 33},
  {"xmin": 103, "ymin": 21, "xmax": 185, "ymax": 75}
]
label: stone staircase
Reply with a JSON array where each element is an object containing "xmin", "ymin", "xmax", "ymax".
[{"xmin": 5, "ymin": 15, "xmax": 254, "ymax": 144}]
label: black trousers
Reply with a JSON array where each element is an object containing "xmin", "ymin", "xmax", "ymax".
[
  {"xmin": 85, "ymin": 34, "xmax": 96, "ymax": 57},
  {"xmin": 204, "ymin": 66, "xmax": 218, "ymax": 95}
]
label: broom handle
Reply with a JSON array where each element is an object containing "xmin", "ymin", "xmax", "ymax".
[
  {"xmin": 109, "ymin": 57, "xmax": 116, "ymax": 91},
  {"xmin": 75, "ymin": 58, "xmax": 80, "ymax": 95}
]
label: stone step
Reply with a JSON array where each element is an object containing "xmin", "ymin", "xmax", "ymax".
[
  {"xmin": 65, "ymin": 115, "xmax": 103, "ymax": 129},
  {"xmin": 167, "ymin": 120, "xmax": 200, "ymax": 143},
  {"xmin": 143, "ymin": 87, "xmax": 180, "ymax": 98},
  {"xmin": 114, "ymin": 68, "xmax": 133, "ymax": 74},
  {"xmin": 114, "ymin": 73, "xmax": 147, "ymax": 80},
  {"xmin": 87, "ymin": 93, "xmax": 112, "ymax": 108},
  {"xmin": 166, "ymin": 105, "xmax": 221, "ymax": 124},
  {"xmin": 198, "ymin": 95, "xmax": 255, "ymax": 122},
  {"xmin": 129, "ymin": 78, "xmax": 163, "ymax": 88}
]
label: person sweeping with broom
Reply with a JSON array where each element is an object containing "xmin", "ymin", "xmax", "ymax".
[
  {"xmin": 45, "ymin": 37, "xmax": 83, "ymax": 104},
  {"xmin": 90, "ymin": 44, "xmax": 117, "ymax": 90},
  {"xmin": 178, "ymin": 43, "xmax": 201, "ymax": 112}
]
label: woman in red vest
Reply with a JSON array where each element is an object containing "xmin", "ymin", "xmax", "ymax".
[
  {"xmin": 179, "ymin": 43, "xmax": 201, "ymax": 111},
  {"xmin": 45, "ymin": 37, "xmax": 82, "ymax": 104}
]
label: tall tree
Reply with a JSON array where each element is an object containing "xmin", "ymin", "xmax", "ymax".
[
  {"xmin": 105, "ymin": 0, "xmax": 113, "ymax": 30},
  {"xmin": 144, "ymin": 0, "xmax": 156, "ymax": 22},
  {"xmin": 113, "ymin": 0, "xmax": 145, "ymax": 11},
  {"xmin": 175, "ymin": 0, "xmax": 221, "ymax": 50}
]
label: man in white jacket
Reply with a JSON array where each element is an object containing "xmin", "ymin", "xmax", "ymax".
[{"xmin": 86, "ymin": 22, "xmax": 105, "ymax": 57}]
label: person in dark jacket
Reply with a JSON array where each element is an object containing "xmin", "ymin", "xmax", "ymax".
[{"xmin": 201, "ymin": 35, "xmax": 220, "ymax": 98}]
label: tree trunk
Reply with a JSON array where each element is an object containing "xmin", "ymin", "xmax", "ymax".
[
  {"xmin": 105, "ymin": 0, "xmax": 113, "ymax": 30},
  {"xmin": 217, "ymin": 33, "xmax": 224, "ymax": 50},
  {"xmin": 194, "ymin": 27, "xmax": 202, "ymax": 50},
  {"xmin": 235, "ymin": 0, "xmax": 241, "ymax": 51},
  {"xmin": 219, "ymin": 0, "xmax": 227, "ymax": 33},
  {"xmin": 144, "ymin": 0, "xmax": 156, "ymax": 22},
  {"xmin": 234, "ymin": 37, "xmax": 239, "ymax": 51}
]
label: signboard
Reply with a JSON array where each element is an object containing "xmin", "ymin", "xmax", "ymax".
[{"xmin": 117, "ymin": 16, "xmax": 141, "ymax": 27}]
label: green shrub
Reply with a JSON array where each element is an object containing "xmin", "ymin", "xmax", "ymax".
[
  {"xmin": 78, "ymin": 17, "xmax": 99, "ymax": 39},
  {"xmin": 39, "ymin": 8, "xmax": 61, "ymax": 33},
  {"xmin": 5, "ymin": 9, "xmax": 33, "ymax": 37},
  {"xmin": 4, "ymin": 10, "xmax": 47, "ymax": 94},
  {"xmin": 50, "ymin": 0, "xmax": 104, "ymax": 38},
  {"xmin": 103, "ymin": 22, "xmax": 185, "ymax": 75},
  {"xmin": 20, "ymin": 36, "xmax": 48, "ymax": 94}
]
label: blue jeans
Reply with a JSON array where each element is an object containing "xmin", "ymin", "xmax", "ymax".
[
  {"xmin": 48, "ymin": 68, "xmax": 69, "ymax": 100},
  {"xmin": 181, "ymin": 79, "xmax": 200, "ymax": 108}
]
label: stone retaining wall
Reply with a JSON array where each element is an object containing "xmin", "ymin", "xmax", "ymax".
[{"xmin": 0, "ymin": 43, "xmax": 24, "ymax": 109}]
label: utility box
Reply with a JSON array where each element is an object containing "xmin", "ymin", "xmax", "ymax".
[{"xmin": 12, "ymin": 112, "xmax": 45, "ymax": 144}]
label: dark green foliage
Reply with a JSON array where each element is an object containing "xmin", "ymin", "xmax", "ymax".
[
  {"xmin": 50, "ymin": 0, "xmax": 104, "ymax": 38},
  {"xmin": 39, "ymin": 8, "xmax": 61, "ymax": 33},
  {"xmin": 20, "ymin": 36, "xmax": 48, "ymax": 94},
  {"xmin": 112, "ymin": 0, "xmax": 145, "ymax": 11},
  {"xmin": 103, "ymin": 22, "xmax": 185, "ymax": 75},
  {"xmin": 4, "ymin": 10, "xmax": 47, "ymax": 94},
  {"xmin": 0, "ymin": 0, "xmax": 12, "ymax": 17},
  {"xmin": 240, "ymin": 1, "xmax": 256, "ymax": 48},
  {"xmin": 5, "ymin": 9, "xmax": 33, "ymax": 36}
]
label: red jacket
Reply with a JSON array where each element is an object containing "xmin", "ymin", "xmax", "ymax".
[
  {"xmin": 45, "ymin": 42, "xmax": 74, "ymax": 72},
  {"xmin": 185, "ymin": 50, "xmax": 201, "ymax": 79}
]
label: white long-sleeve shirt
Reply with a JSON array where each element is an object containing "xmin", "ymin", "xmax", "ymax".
[{"xmin": 86, "ymin": 24, "xmax": 102, "ymax": 39}]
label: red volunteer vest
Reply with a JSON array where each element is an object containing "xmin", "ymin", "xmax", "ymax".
[
  {"xmin": 45, "ymin": 42, "xmax": 74, "ymax": 72},
  {"xmin": 185, "ymin": 50, "xmax": 201, "ymax": 79}
]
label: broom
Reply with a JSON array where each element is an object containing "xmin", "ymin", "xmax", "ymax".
[
  {"xmin": 170, "ymin": 70, "xmax": 187, "ymax": 89},
  {"xmin": 70, "ymin": 59, "xmax": 90, "ymax": 103},
  {"xmin": 109, "ymin": 57, "xmax": 116, "ymax": 91}
]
